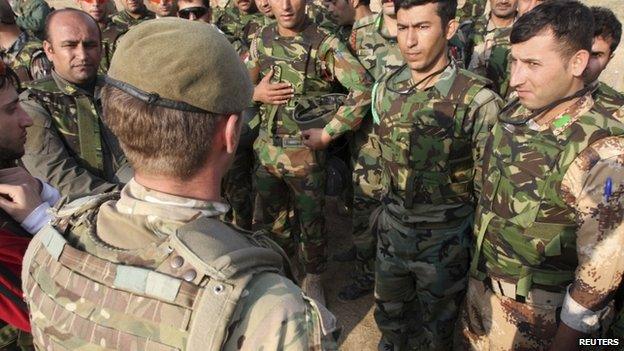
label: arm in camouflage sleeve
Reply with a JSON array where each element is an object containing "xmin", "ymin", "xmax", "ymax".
[
  {"xmin": 29, "ymin": 54, "xmax": 52, "ymax": 81},
  {"xmin": 320, "ymin": 35, "xmax": 373, "ymax": 139},
  {"xmin": 557, "ymin": 136, "xmax": 624, "ymax": 337},
  {"xmin": 465, "ymin": 88, "xmax": 502, "ymax": 198},
  {"xmin": 20, "ymin": 97, "xmax": 120, "ymax": 198},
  {"xmin": 223, "ymin": 273, "xmax": 338, "ymax": 351}
]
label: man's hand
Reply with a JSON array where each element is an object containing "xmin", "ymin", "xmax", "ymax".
[
  {"xmin": 302, "ymin": 128, "xmax": 332, "ymax": 150},
  {"xmin": 0, "ymin": 167, "xmax": 42, "ymax": 195},
  {"xmin": 253, "ymin": 68, "xmax": 294, "ymax": 105},
  {"xmin": 0, "ymin": 183, "xmax": 44, "ymax": 223}
]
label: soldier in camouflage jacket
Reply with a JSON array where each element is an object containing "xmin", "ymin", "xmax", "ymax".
[
  {"xmin": 110, "ymin": 0, "xmax": 155, "ymax": 31},
  {"xmin": 373, "ymin": 0, "xmax": 501, "ymax": 349}
]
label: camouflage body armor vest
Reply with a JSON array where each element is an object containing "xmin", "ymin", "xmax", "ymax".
[
  {"xmin": 24, "ymin": 76, "xmax": 121, "ymax": 179},
  {"xmin": 256, "ymin": 22, "xmax": 334, "ymax": 140},
  {"xmin": 470, "ymin": 99, "xmax": 624, "ymax": 298},
  {"xmin": 374, "ymin": 65, "xmax": 489, "ymax": 209},
  {"xmin": 22, "ymin": 193, "xmax": 291, "ymax": 350}
]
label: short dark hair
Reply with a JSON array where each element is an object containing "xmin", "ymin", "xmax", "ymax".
[
  {"xmin": 591, "ymin": 6, "xmax": 622, "ymax": 55},
  {"xmin": 0, "ymin": 64, "xmax": 20, "ymax": 91},
  {"xmin": 43, "ymin": 8, "xmax": 102, "ymax": 43},
  {"xmin": 358, "ymin": 0, "xmax": 370, "ymax": 7},
  {"xmin": 393, "ymin": 0, "xmax": 457, "ymax": 26},
  {"xmin": 511, "ymin": 0, "xmax": 593, "ymax": 59}
]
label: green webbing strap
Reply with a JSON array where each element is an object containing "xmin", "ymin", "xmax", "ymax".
[
  {"xmin": 75, "ymin": 96, "xmax": 104, "ymax": 172},
  {"xmin": 372, "ymin": 81, "xmax": 381, "ymax": 125},
  {"xmin": 469, "ymin": 211, "xmax": 495, "ymax": 280}
]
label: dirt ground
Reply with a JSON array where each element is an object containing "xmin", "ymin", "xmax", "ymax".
[{"xmin": 41, "ymin": 1, "xmax": 624, "ymax": 350}]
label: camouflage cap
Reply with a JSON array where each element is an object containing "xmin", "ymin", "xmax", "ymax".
[
  {"xmin": 107, "ymin": 18, "xmax": 253, "ymax": 114},
  {"xmin": 0, "ymin": 0, "xmax": 15, "ymax": 24}
]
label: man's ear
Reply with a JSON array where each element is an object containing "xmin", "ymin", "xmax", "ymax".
[
  {"xmin": 569, "ymin": 49, "xmax": 590, "ymax": 78},
  {"xmin": 43, "ymin": 40, "xmax": 54, "ymax": 61},
  {"xmin": 223, "ymin": 113, "xmax": 241, "ymax": 154},
  {"xmin": 445, "ymin": 18, "xmax": 458, "ymax": 41}
]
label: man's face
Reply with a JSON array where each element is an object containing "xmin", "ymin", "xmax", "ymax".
[
  {"xmin": 150, "ymin": 0, "xmax": 175, "ymax": 17},
  {"xmin": 235, "ymin": 0, "xmax": 256, "ymax": 13},
  {"xmin": 43, "ymin": 12, "xmax": 101, "ymax": 86},
  {"xmin": 326, "ymin": 0, "xmax": 354, "ymax": 26},
  {"xmin": 490, "ymin": 0, "xmax": 517, "ymax": 19},
  {"xmin": 397, "ymin": 3, "xmax": 454, "ymax": 74},
  {"xmin": 381, "ymin": 0, "xmax": 394, "ymax": 16},
  {"xmin": 584, "ymin": 35, "xmax": 614, "ymax": 84},
  {"xmin": 255, "ymin": 0, "xmax": 273, "ymax": 17},
  {"xmin": 177, "ymin": 0, "xmax": 211, "ymax": 22},
  {"xmin": 0, "ymin": 83, "xmax": 32, "ymax": 162},
  {"xmin": 269, "ymin": 0, "xmax": 306, "ymax": 31},
  {"xmin": 510, "ymin": 30, "xmax": 588, "ymax": 110},
  {"xmin": 123, "ymin": 0, "xmax": 144, "ymax": 13},
  {"xmin": 77, "ymin": 0, "xmax": 109, "ymax": 23},
  {"xmin": 517, "ymin": 0, "xmax": 541, "ymax": 17}
]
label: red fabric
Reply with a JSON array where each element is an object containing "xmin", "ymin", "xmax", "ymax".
[{"xmin": 0, "ymin": 229, "xmax": 31, "ymax": 332}]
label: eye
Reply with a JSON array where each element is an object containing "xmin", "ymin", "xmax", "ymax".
[{"xmin": 418, "ymin": 24, "xmax": 430, "ymax": 30}]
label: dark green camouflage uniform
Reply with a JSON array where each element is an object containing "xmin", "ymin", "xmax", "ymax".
[
  {"xmin": 11, "ymin": 0, "xmax": 51, "ymax": 39},
  {"xmin": 347, "ymin": 12, "xmax": 403, "ymax": 277},
  {"xmin": 246, "ymin": 20, "xmax": 372, "ymax": 273},
  {"xmin": 0, "ymin": 31, "xmax": 50, "ymax": 84},
  {"xmin": 456, "ymin": 0, "xmax": 487, "ymax": 23},
  {"xmin": 110, "ymin": 8, "xmax": 155, "ymax": 31},
  {"xmin": 373, "ymin": 61, "xmax": 501, "ymax": 350},
  {"xmin": 20, "ymin": 72, "xmax": 127, "ymax": 198},
  {"xmin": 98, "ymin": 19, "xmax": 127, "ymax": 74}
]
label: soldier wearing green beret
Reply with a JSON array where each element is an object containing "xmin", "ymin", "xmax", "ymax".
[
  {"xmin": 20, "ymin": 17, "xmax": 338, "ymax": 351},
  {"xmin": 0, "ymin": 0, "xmax": 50, "ymax": 84},
  {"xmin": 246, "ymin": 0, "xmax": 372, "ymax": 305},
  {"xmin": 110, "ymin": 0, "xmax": 155, "ymax": 30},
  {"xmin": 372, "ymin": 0, "xmax": 501, "ymax": 349},
  {"xmin": 20, "ymin": 9, "xmax": 127, "ymax": 198}
]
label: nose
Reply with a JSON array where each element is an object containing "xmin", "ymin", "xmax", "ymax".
[
  {"xmin": 18, "ymin": 106, "xmax": 33, "ymax": 129},
  {"xmin": 509, "ymin": 60, "xmax": 526, "ymax": 89},
  {"xmin": 189, "ymin": 12, "xmax": 197, "ymax": 20},
  {"xmin": 405, "ymin": 28, "xmax": 418, "ymax": 48}
]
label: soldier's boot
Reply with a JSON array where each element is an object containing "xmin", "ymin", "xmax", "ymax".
[
  {"xmin": 302, "ymin": 273, "xmax": 326, "ymax": 307},
  {"xmin": 337, "ymin": 270, "xmax": 374, "ymax": 301},
  {"xmin": 332, "ymin": 245, "xmax": 356, "ymax": 262}
]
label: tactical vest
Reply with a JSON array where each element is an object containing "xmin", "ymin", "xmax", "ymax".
[
  {"xmin": 256, "ymin": 22, "xmax": 333, "ymax": 138},
  {"xmin": 25, "ymin": 76, "xmax": 113, "ymax": 177},
  {"xmin": 374, "ymin": 65, "xmax": 489, "ymax": 208},
  {"xmin": 470, "ymin": 99, "xmax": 624, "ymax": 298},
  {"xmin": 21, "ymin": 193, "xmax": 313, "ymax": 350}
]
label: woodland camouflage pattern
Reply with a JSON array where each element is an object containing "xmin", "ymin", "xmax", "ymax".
[
  {"xmin": 457, "ymin": 92, "xmax": 624, "ymax": 350},
  {"xmin": 246, "ymin": 21, "xmax": 371, "ymax": 273},
  {"xmin": 20, "ymin": 72, "xmax": 125, "ymax": 197},
  {"xmin": 348, "ymin": 12, "xmax": 403, "ymax": 273},
  {"xmin": 110, "ymin": 8, "xmax": 155, "ymax": 31},
  {"xmin": 456, "ymin": 0, "xmax": 487, "ymax": 23},
  {"xmin": 99, "ymin": 19, "xmax": 127, "ymax": 74},
  {"xmin": 21, "ymin": 179, "xmax": 338, "ymax": 350},
  {"xmin": 373, "ymin": 61, "xmax": 501, "ymax": 350},
  {"xmin": 214, "ymin": 8, "xmax": 265, "ymax": 51},
  {"xmin": 0, "ymin": 31, "xmax": 50, "ymax": 83},
  {"xmin": 463, "ymin": 14, "xmax": 514, "ymax": 84}
]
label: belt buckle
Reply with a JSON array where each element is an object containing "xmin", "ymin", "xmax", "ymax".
[{"xmin": 282, "ymin": 137, "xmax": 303, "ymax": 148}]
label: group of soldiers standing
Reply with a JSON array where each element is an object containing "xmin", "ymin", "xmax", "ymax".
[{"xmin": 0, "ymin": 0, "xmax": 623, "ymax": 349}]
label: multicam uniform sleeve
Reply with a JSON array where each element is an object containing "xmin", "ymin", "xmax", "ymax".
[
  {"xmin": 465, "ymin": 88, "xmax": 502, "ymax": 198},
  {"xmin": 20, "ymin": 95, "xmax": 120, "ymax": 198},
  {"xmin": 223, "ymin": 274, "xmax": 338, "ymax": 351},
  {"xmin": 560, "ymin": 136, "xmax": 624, "ymax": 333},
  {"xmin": 319, "ymin": 34, "xmax": 373, "ymax": 139}
]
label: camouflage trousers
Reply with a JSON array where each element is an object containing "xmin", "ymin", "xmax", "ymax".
[
  {"xmin": 350, "ymin": 128, "xmax": 384, "ymax": 273},
  {"xmin": 374, "ymin": 211, "xmax": 471, "ymax": 350},
  {"xmin": 455, "ymin": 277, "xmax": 615, "ymax": 350},
  {"xmin": 222, "ymin": 144, "xmax": 255, "ymax": 230},
  {"xmin": 255, "ymin": 164, "xmax": 327, "ymax": 274}
]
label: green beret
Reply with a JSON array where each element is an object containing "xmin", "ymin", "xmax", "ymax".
[{"xmin": 107, "ymin": 18, "xmax": 252, "ymax": 114}]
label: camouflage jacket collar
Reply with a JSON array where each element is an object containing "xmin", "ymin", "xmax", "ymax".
[
  {"xmin": 504, "ymin": 91, "xmax": 595, "ymax": 135},
  {"xmin": 1, "ymin": 31, "xmax": 28, "ymax": 56},
  {"xmin": 115, "ymin": 179, "xmax": 230, "ymax": 222},
  {"xmin": 375, "ymin": 13, "xmax": 397, "ymax": 42},
  {"xmin": 386, "ymin": 59, "xmax": 457, "ymax": 97},
  {"xmin": 51, "ymin": 70, "xmax": 103, "ymax": 99}
]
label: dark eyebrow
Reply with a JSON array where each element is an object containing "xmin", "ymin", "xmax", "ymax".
[{"xmin": 0, "ymin": 97, "xmax": 18, "ymax": 108}]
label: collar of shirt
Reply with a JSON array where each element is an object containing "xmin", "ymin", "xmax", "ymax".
[
  {"xmin": 387, "ymin": 59, "xmax": 457, "ymax": 97},
  {"xmin": 115, "ymin": 178, "xmax": 230, "ymax": 222}
]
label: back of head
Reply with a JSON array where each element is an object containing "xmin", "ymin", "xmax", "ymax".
[
  {"xmin": 102, "ymin": 18, "xmax": 253, "ymax": 180},
  {"xmin": 511, "ymin": 0, "xmax": 593, "ymax": 59},
  {"xmin": 393, "ymin": 0, "xmax": 457, "ymax": 26},
  {"xmin": 591, "ymin": 6, "xmax": 622, "ymax": 55}
]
